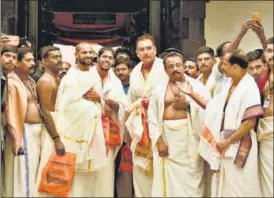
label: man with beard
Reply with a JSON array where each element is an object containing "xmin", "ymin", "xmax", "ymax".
[
  {"xmin": 257, "ymin": 37, "xmax": 273, "ymax": 197},
  {"xmin": 3, "ymin": 47, "xmax": 43, "ymax": 197},
  {"xmin": 148, "ymin": 52, "xmax": 210, "ymax": 197},
  {"xmin": 125, "ymin": 34, "xmax": 168, "ymax": 197},
  {"xmin": 58, "ymin": 61, "xmax": 71, "ymax": 80},
  {"xmin": 87, "ymin": 47, "xmax": 128, "ymax": 196},
  {"xmin": 184, "ymin": 58, "xmax": 200, "ymax": 79}
]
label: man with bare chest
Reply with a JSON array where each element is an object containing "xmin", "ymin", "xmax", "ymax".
[
  {"xmin": 3, "ymin": 47, "xmax": 42, "ymax": 197},
  {"xmin": 257, "ymin": 37, "xmax": 274, "ymax": 197},
  {"xmin": 148, "ymin": 52, "xmax": 210, "ymax": 197},
  {"xmin": 36, "ymin": 42, "xmax": 108, "ymax": 197},
  {"xmin": 36, "ymin": 46, "xmax": 64, "ymax": 154}
]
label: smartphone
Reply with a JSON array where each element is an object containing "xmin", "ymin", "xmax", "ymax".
[{"xmin": 252, "ymin": 12, "xmax": 262, "ymax": 26}]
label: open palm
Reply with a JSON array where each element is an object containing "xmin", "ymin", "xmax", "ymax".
[{"xmin": 176, "ymin": 81, "xmax": 193, "ymax": 95}]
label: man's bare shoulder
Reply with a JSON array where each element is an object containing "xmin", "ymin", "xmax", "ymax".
[{"xmin": 37, "ymin": 73, "xmax": 58, "ymax": 90}]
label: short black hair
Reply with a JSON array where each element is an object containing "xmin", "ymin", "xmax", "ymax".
[
  {"xmin": 254, "ymin": 48, "xmax": 264, "ymax": 56},
  {"xmin": 40, "ymin": 46, "xmax": 60, "ymax": 59},
  {"xmin": 114, "ymin": 47, "xmax": 132, "ymax": 60},
  {"xmin": 98, "ymin": 47, "xmax": 114, "ymax": 58},
  {"xmin": 184, "ymin": 57, "xmax": 199, "ymax": 71},
  {"xmin": 18, "ymin": 47, "xmax": 33, "ymax": 61},
  {"xmin": 113, "ymin": 57, "xmax": 131, "ymax": 69},
  {"xmin": 196, "ymin": 46, "xmax": 215, "ymax": 58},
  {"xmin": 216, "ymin": 41, "xmax": 231, "ymax": 57},
  {"xmin": 163, "ymin": 52, "xmax": 184, "ymax": 67},
  {"xmin": 184, "ymin": 57, "xmax": 196, "ymax": 63},
  {"xmin": 1, "ymin": 46, "xmax": 18, "ymax": 56},
  {"xmin": 247, "ymin": 50, "xmax": 265, "ymax": 63},
  {"xmin": 228, "ymin": 49, "xmax": 248, "ymax": 69},
  {"xmin": 164, "ymin": 48, "xmax": 184, "ymax": 57}
]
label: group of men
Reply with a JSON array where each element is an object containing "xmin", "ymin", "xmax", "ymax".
[{"xmin": 0, "ymin": 17, "xmax": 273, "ymax": 198}]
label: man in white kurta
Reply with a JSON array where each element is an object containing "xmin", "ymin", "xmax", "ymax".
[
  {"xmin": 148, "ymin": 52, "xmax": 211, "ymax": 197},
  {"xmin": 125, "ymin": 35, "xmax": 168, "ymax": 197}
]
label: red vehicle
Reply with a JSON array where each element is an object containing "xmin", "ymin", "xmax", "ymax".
[{"xmin": 52, "ymin": 0, "xmax": 148, "ymax": 46}]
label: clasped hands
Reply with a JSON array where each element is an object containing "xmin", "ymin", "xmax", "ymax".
[{"xmin": 83, "ymin": 88, "xmax": 119, "ymax": 112}]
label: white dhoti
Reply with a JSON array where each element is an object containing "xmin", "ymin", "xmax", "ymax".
[
  {"xmin": 152, "ymin": 119, "xmax": 204, "ymax": 197},
  {"xmin": 3, "ymin": 123, "xmax": 42, "ymax": 197},
  {"xmin": 93, "ymin": 148, "xmax": 116, "ymax": 197},
  {"xmin": 257, "ymin": 116, "xmax": 273, "ymax": 197},
  {"xmin": 213, "ymin": 130, "xmax": 262, "ymax": 197},
  {"xmin": 35, "ymin": 125, "xmax": 102, "ymax": 197},
  {"xmin": 133, "ymin": 164, "xmax": 153, "ymax": 197}
]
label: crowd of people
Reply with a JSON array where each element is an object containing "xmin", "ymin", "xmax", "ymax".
[{"xmin": 0, "ymin": 18, "xmax": 273, "ymax": 197}]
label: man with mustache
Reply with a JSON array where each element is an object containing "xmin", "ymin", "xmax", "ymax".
[
  {"xmin": 114, "ymin": 57, "xmax": 131, "ymax": 94},
  {"xmin": 148, "ymin": 51, "xmax": 210, "ymax": 196},
  {"xmin": 1, "ymin": 46, "xmax": 18, "ymax": 74},
  {"xmin": 58, "ymin": 61, "xmax": 71, "ymax": 80},
  {"xmin": 3, "ymin": 47, "xmax": 43, "ymax": 197},
  {"xmin": 1, "ymin": 46, "xmax": 18, "ymax": 148},
  {"xmin": 196, "ymin": 46, "xmax": 219, "ymax": 97},
  {"xmin": 35, "ymin": 42, "xmax": 106, "ymax": 197},
  {"xmin": 125, "ymin": 34, "xmax": 168, "ymax": 197},
  {"xmin": 36, "ymin": 46, "xmax": 64, "ymax": 155},
  {"xmin": 1, "ymin": 47, "xmax": 18, "ymax": 194},
  {"xmin": 257, "ymin": 37, "xmax": 274, "ymax": 197},
  {"xmin": 113, "ymin": 57, "xmax": 134, "ymax": 198}
]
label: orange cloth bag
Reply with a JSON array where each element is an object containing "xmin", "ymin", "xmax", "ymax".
[
  {"xmin": 138, "ymin": 99, "xmax": 150, "ymax": 147},
  {"xmin": 119, "ymin": 145, "xmax": 133, "ymax": 173},
  {"xmin": 38, "ymin": 152, "xmax": 76, "ymax": 197}
]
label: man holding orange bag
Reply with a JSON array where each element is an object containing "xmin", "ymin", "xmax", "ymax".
[
  {"xmin": 35, "ymin": 42, "xmax": 107, "ymax": 197},
  {"xmin": 125, "ymin": 34, "xmax": 168, "ymax": 197}
]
